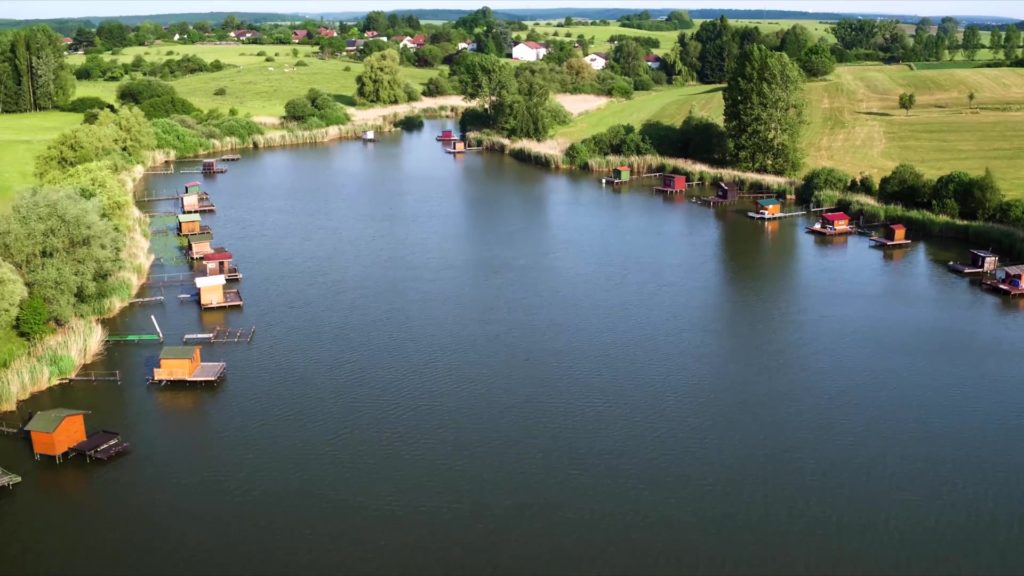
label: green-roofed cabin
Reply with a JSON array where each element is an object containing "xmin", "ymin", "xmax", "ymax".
[
  {"xmin": 24, "ymin": 408, "xmax": 89, "ymax": 462},
  {"xmin": 188, "ymin": 233, "xmax": 213, "ymax": 259},
  {"xmin": 184, "ymin": 181, "xmax": 202, "ymax": 194},
  {"xmin": 154, "ymin": 346, "xmax": 201, "ymax": 380},
  {"xmin": 756, "ymin": 198, "xmax": 781, "ymax": 215},
  {"xmin": 178, "ymin": 213, "xmax": 202, "ymax": 235}
]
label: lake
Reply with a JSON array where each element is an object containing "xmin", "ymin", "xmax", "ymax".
[{"xmin": 2, "ymin": 121, "xmax": 1024, "ymax": 575}]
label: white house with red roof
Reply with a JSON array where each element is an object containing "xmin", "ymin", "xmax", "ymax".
[
  {"xmin": 318, "ymin": 26, "xmax": 337, "ymax": 38},
  {"xmin": 512, "ymin": 41, "xmax": 547, "ymax": 61},
  {"xmin": 645, "ymin": 53, "xmax": 662, "ymax": 69},
  {"xmin": 584, "ymin": 52, "xmax": 607, "ymax": 70}
]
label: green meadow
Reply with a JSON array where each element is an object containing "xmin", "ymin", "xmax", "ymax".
[{"xmin": 0, "ymin": 111, "xmax": 83, "ymax": 206}]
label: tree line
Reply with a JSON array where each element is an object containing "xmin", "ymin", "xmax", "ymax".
[{"xmin": 0, "ymin": 25, "xmax": 75, "ymax": 113}]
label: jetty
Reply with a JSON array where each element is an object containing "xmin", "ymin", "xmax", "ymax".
[
  {"xmin": 150, "ymin": 346, "xmax": 226, "ymax": 384},
  {"xmin": 107, "ymin": 315, "xmax": 164, "ymax": 344},
  {"xmin": 869, "ymin": 224, "xmax": 912, "ymax": 249},
  {"xmin": 180, "ymin": 159, "xmax": 227, "ymax": 174},
  {"xmin": 69, "ymin": 431, "xmax": 130, "ymax": 462},
  {"xmin": 145, "ymin": 271, "xmax": 196, "ymax": 287},
  {"xmin": 748, "ymin": 210, "xmax": 806, "ymax": 220},
  {"xmin": 981, "ymin": 265, "xmax": 1024, "ymax": 297},
  {"xmin": 0, "ymin": 468, "xmax": 22, "ymax": 489},
  {"xmin": 948, "ymin": 249, "xmax": 999, "ymax": 274},
  {"xmin": 56, "ymin": 371, "xmax": 122, "ymax": 384},
  {"xmin": 220, "ymin": 154, "xmax": 241, "ymax": 161},
  {"xmin": 183, "ymin": 326, "xmax": 256, "ymax": 343}
]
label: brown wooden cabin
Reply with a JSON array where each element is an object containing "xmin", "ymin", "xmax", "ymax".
[
  {"xmin": 820, "ymin": 211, "xmax": 851, "ymax": 231},
  {"xmin": 970, "ymin": 250, "xmax": 999, "ymax": 272},
  {"xmin": 885, "ymin": 224, "xmax": 906, "ymax": 242},
  {"xmin": 613, "ymin": 166, "xmax": 631, "ymax": 181},
  {"xmin": 188, "ymin": 233, "xmax": 214, "ymax": 259},
  {"xmin": 203, "ymin": 248, "xmax": 236, "ymax": 277},
  {"xmin": 184, "ymin": 181, "xmax": 202, "ymax": 195},
  {"xmin": 153, "ymin": 346, "xmax": 201, "ymax": 380},
  {"xmin": 24, "ymin": 409, "xmax": 88, "ymax": 462},
  {"xmin": 999, "ymin": 265, "xmax": 1024, "ymax": 287},
  {"xmin": 202, "ymin": 159, "xmax": 218, "ymax": 173},
  {"xmin": 194, "ymin": 274, "xmax": 242, "ymax": 308},
  {"xmin": 716, "ymin": 182, "xmax": 739, "ymax": 201},
  {"xmin": 756, "ymin": 198, "xmax": 782, "ymax": 215},
  {"xmin": 661, "ymin": 174, "xmax": 686, "ymax": 191},
  {"xmin": 178, "ymin": 213, "xmax": 202, "ymax": 235}
]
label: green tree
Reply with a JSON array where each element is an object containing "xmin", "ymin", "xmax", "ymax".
[
  {"xmin": 0, "ymin": 258, "xmax": 27, "ymax": 328},
  {"xmin": 414, "ymin": 45, "xmax": 443, "ymax": 67},
  {"xmin": 968, "ymin": 90, "xmax": 976, "ymax": 109},
  {"xmin": 779, "ymin": 24, "xmax": 813, "ymax": 58},
  {"xmin": 356, "ymin": 49, "xmax": 407, "ymax": 104},
  {"xmin": 913, "ymin": 18, "xmax": 932, "ymax": 48},
  {"xmin": 799, "ymin": 43, "xmax": 835, "ymax": 78},
  {"xmin": 0, "ymin": 26, "xmax": 75, "ymax": 113},
  {"xmin": 989, "ymin": 28, "xmax": 1003, "ymax": 57},
  {"xmin": 15, "ymin": 294, "xmax": 51, "ymax": 341},
  {"xmin": 898, "ymin": 92, "xmax": 916, "ymax": 115},
  {"xmin": 693, "ymin": 16, "xmax": 734, "ymax": 83},
  {"xmin": 0, "ymin": 187, "xmax": 120, "ymax": 323},
  {"xmin": 798, "ymin": 167, "xmax": 851, "ymax": 205},
  {"xmin": 610, "ymin": 38, "xmax": 649, "ymax": 83},
  {"xmin": 677, "ymin": 107, "xmax": 728, "ymax": 165},
  {"xmin": 1004, "ymin": 25, "xmax": 1020, "ymax": 61},
  {"xmin": 71, "ymin": 26, "xmax": 97, "ymax": 52},
  {"xmin": 116, "ymin": 78, "xmax": 176, "ymax": 104},
  {"xmin": 723, "ymin": 44, "xmax": 806, "ymax": 175},
  {"xmin": 957, "ymin": 169, "xmax": 1002, "ymax": 220},
  {"xmin": 450, "ymin": 52, "xmax": 515, "ymax": 112},
  {"xmin": 961, "ymin": 25, "xmax": 983, "ymax": 60},
  {"xmin": 96, "ymin": 20, "xmax": 131, "ymax": 49},
  {"xmin": 879, "ymin": 163, "xmax": 931, "ymax": 208}
]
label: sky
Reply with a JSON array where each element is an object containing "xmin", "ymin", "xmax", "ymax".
[{"xmin": 3, "ymin": 0, "xmax": 1023, "ymax": 20}]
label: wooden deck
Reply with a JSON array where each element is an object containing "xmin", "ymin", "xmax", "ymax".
[
  {"xmin": 0, "ymin": 467, "xmax": 22, "ymax": 489},
  {"xmin": 947, "ymin": 262, "xmax": 985, "ymax": 274},
  {"xmin": 652, "ymin": 187, "xmax": 686, "ymax": 195},
  {"xmin": 436, "ymin": 136, "xmax": 460, "ymax": 142},
  {"xmin": 179, "ymin": 225, "xmax": 212, "ymax": 237},
  {"xmin": 981, "ymin": 279, "xmax": 1024, "ymax": 297},
  {"xmin": 200, "ymin": 289, "xmax": 243, "ymax": 309},
  {"xmin": 601, "ymin": 177, "xmax": 629, "ymax": 186},
  {"xmin": 806, "ymin": 225, "xmax": 856, "ymax": 236},
  {"xmin": 70, "ymin": 431, "xmax": 129, "ymax": 462},
  {"xmin": 747, "ymin": 210, "xmax": 806, "ymax": 220},
  {"xmin": 57, "ymin": 371, "xmax": 121, "ymax": 384},
  {"xmin": 183, "ymin": 326, "xmax": 256, "ymax": 343},
  {"xmin": 182, "ymin": 201, "xmax": 216, "ymax": 213},
  {"xmin": 220, "ymin": 154, "xmax": 241, "ymax": 161},
  {"xmin": 869, "ymin": 237, "xmax": 913, "ymax": 248},
  {"xmin": 180, "ymin": 167, "xmax": 227, "ymax": 174},
  {"xmin": 145, "ymin": 272, "xmax": 196, "ymax": 287}
]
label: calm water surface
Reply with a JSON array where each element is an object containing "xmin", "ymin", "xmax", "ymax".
[{"xmin": 2, "ymin": 121, "xmax": 1024, "ymax": 575}]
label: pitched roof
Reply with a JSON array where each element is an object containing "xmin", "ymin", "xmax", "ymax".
[
  {"xmin": 160, "ymin": 346, "xmax": 197, "ymax": 360},
  {"xmin": 522, "ymin": 41, "xmax": 546, "ymax": 50},
  {"xmin": 177, "ymin": 214, "xmax": 201, "ymax": 223},
  {"xmin": 757, "ymin": 198, "xmax": 781, "ymax": 206},
  {"xmin": 24, "ymin": 408, "xmax": 89, "ymax": 433},
  {"xmin": 392, "ymin": 35, "xmax": 407, "ymax": 42},
  {"xmin": 644, "ymin": 53, "xmax": 662, "ymax": 62},
  {"xmin": 189, "ymin": 233, "xmax": 213, "ymax": 243},
  {"xmin": 203, "ymin": 249, "xmax": 233, "ymax": 262},
  {"xmin": 292, "ymin": 29, "xmax": 308, "ymax": 39},
  {"xmin": 971, "ymin": 249, "xmax": 997, "ymax": 257},
  {"xmin": 889, "ymin": 224, "xmax": 906, "ymax": 230},
  {"xmin": 411, "ymin": 34, "xmax": 426, "ymax": 44},
  {"xmin": 1002, "ymin": 265, "xmax": 1024, "ymax": 275},
  {"xmin": 185, "ymin": 181, "xmax": 201, "ymax": 187},
  {"xmin": 195, "ymin": 275, "xmax": 226, "ymax": 288},
  {"xmin": 587, "ymin": 52, "xmax": 608, "ymax": 59},
  {"xmin": 616, "ymin": 166, "xmax": 630, "ymax": 171},
  {"xmin": 821, "ymin": 212, "xmax": 850, "ymax": 222}
]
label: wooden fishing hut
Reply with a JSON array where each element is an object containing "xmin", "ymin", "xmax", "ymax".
[
  {"xmin": 948, "ymin": 249, "xmax": 999, "ymax": 274},
  {"xmin": 181, "ymin": 185, "xmax": 215, "ymax": 213},
  {"xmin": 184, "ymin": 181, "xmax": 202, "ymax": 195},
  {"xmin": 195, "ymin": 275, "xmax": 243, "ymax": 309},
  {"xmin": 151, "ymin": 345, "xmax": 226, "ymax": 384},
  {"xmin": 23, "ymin": 409, "xmax": 129, "ymax": 463},
  {"xmin": 445, "ymin": 140, "xmax": 466, "ymax": 154},
  {"xmin": 703, "ymin": 182, "xmax": 740, "ymax": 205},
  {"xmin": 653, "ymin": 174, "xmax": 687, "ymax": 194},
  {"xmin": 203, "ymin": 248, "xmax": 242, "ymax": 280},
  {"xmin": 177, "ymin": 213, "xmax": 210, "ymax": 236},
  {"xmin": 601, "ymin": 166, "xmax": 631, "ymax": 186},
  {"xmin": 755, "ymin": 198, "xmax": 781, "ymax": 215},
  {"xmin": 869, "ymin": 224, "xmax": 912, "ymax": 248},
  {"xmin": 187, "ymin": 233, "xmax": 214, "ymax": 260},
  {"xmin": 806, "ymin": 211, "xmax": 854, "ymax": 235},
  {"xmin": 436, "ymin": 129, "xmax": 459, "ymax": 142},
  {"xmin": 982, "ymin": 265, "xmax": 1024, "ymax": 297},
  {"xmin": 202, "ymin": 159, "xmax": 227, "ymax": 174}
]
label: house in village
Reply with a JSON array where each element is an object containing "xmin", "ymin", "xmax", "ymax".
[
  {"xmin": 584, "ymin": 52, "xmax": 608, "ymax": 70},
  {"xmin": 512, "ymin": 41, "xmax": 547, "ymax": 61},
  {"xmin": 230, "ymin": 29, "xmax": 260, "ymax": 41},
  {"xmin": 364, "ymin": 30, "xmax": 380, "ymax": 38},
  {"xmin": 346, "ymin": 39, "xmax": 365, "ymax": 52},
  {"xmin": 292, "ymin": 29, "xmax": 309, "ymax": 43},
  {"xmin": 318, "ymin": 26, "xmax": 337, "ymax": 38},
  {"xmin": 645, "ymin": 54, "xmax": 662, "ymax": 69},
  {"xmin": 457, "ymin": 39, "xmax": 477, "ymax": 51}
]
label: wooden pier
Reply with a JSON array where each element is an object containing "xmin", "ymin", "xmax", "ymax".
[
  {"xmin": 747, "ymin": 210, "xmax": 806, "ymax": 220},
  {"xmin": 220, "ymin": 154, "xmax": 241, "ymax": 161},
  {"xmin": 143, "ymin": 168, "xmax": 174, "ymax": 175},
  {"xmin": 445, "ymin": 146, "xmax": 481, "ymax": 154},
  {"xmin": 869, "ymin": 236, "xmax": 912, "ymax": 248},
  {"xmin": 145, "ymin": 272, "xmax": 196, "ymax": 287},
  {"xmin": 107, "ymin": 315, "xmax": 164, "ymax": 344},
  {"xmin": 69, "ymin": 431, "xmax": 130, "ymax": 462},
  {"xmin": 201, "ymin": 289, "xmax": 243, "ymax": 309},
  {"xmin": 0, "ymin": 422, "xmax": 20, "ymax": 435},
  {"xmin": 981, "ymin": 278, "xmax": 1024, "ymax": 297},
  {"xmin": 0, "ymin": 468, "xmax": 21, "ymax": 489},
  {"xmin": 806, "ymin": 225, "xmax": 856, "ymax": 236},
  {"xmin": 129, "ymin": 295, "xmax": 165, "ymax": 305},
  {"xmin": 57, "ymin": 371, "xmax": 121, "ymax": 385},
  {"xmin": 183, "ymin": 326, "xmax": 256, "ymax": 343},
  {"xmin": 180, "ymin": 167, "xmax": 227, "ymax": 174}
]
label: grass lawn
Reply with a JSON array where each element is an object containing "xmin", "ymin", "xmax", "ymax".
[
  {"xmin": 71, "ymin": 44, "xmax": 444, "ymax": 117},
  {"xmin": 556, "ymin": 63, "xmax": 1024, "ymax": 196},
  {"xmin": 0, "ymin": 325, "xmax": 27, "ymax": 370},
  {"xmin": 0, "ymin": 111, "xmax": 83, "ymax": 207}
]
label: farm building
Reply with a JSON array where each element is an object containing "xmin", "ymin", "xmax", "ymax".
[
  {"xmin": 756, "ymin": 198, "xmax": 782, "ymax": 215},
  {"xmin": 512, "ymin": 41, "xmax": 547, "ymax": 61},
  {"xmin": 195, "ymin": 275, "xmax": 243, "ymax": 309},
  {"xmin": 584, "ymin": 52, "xmax": 608, "ymax": 70},
  {"xmin": 187, "ymin": 233, "xmax": 214, "ymax": 259},
  {"xmin": 24, "ymin": 409, "xmax": 88, "ymax": 462}
]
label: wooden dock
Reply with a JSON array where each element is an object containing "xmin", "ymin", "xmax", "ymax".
[
  {"xmin": 444, "ymin": 146, "xmax": 481, "ymax": 154},
  {"xmin": 0, "ymin": 422, "xmax": 20, "ymax": 435},
  {"xmin": 601, "ymin": 177, "xmax": 629, "ymax": 186},
  {"xmin": 57, "ymin": 371, "xmax": 121, "ymax": 385},
  {"xmin": 200, "ymin": 289, "xmax": 243, "ymax": 309},
  {"xmin": 220, "ymin": 154, "xmax": 241, "ymax": 161},
  {"xmin": 145, "ymin": 272, "xmax": 196, "ymax": 287},
  {"xmin": 183, "ymin": 326, "xmax": 256, "ymax": 344},
  {"xmin": 0, "ymin": 468, "xmax": 21, "ymax": 489},
  {"xmin": 805, "ymin": 225, "xmax": 856, "ymax": 236},
  {"xmin": 70, "ymin": 431, "xmax": 130, "ymax": 462},
  {"xmin": 180, "ymin": 167, "xmax": 227, "ymax": 174},
  {"xmin": 747, "ymin": 210, "xmax": 806, "ymax": 220},
  {"xmin": 981, "ymin": 278, "xmax": 1024, "ymax": 297},
  {"xmin": 178, "ymin": 225, "xmax": 212, "ymax": 237},
  {"xmin": 947, "ymin": 262, "xmax": 987, "ymax": 274},
  {"xmin": 150, "ymin": 362, "xmax": 227, "ymax": 385},
  {"xmin": 869, "ymin": 236, "xmax": 913, "ymax": 248},
  {"xmin": 143, "ymin": 168, "xmax": 174, "ymax": 175},
  {"xmin": 129, "ymin": 296, "xmax": 165, "ymax": 305}
]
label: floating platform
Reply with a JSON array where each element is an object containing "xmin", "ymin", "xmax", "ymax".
[
  {"xmin": 200, "ymin": 289, "xmax": 243, "ymax": 309},
  {"xmin": 180, "ymin": 167, "xmax": 227, "ymax": 174},
  {"xmin": 181, "ymin": 200, "xmax": 216, "ymax": 213},
  {"xmin": 70, "ymin": 431, "xmax": 129, "ymax": 462},
  {"xmin": 150, "ymin": 362, "xmax": 227, "ymax": 385},
  {"xmin": 981, "ymin": 279, "xmax": 1024, "ymax": 297},
  {"xmin": 0, "ymin": 467, "xmax": 21, "ymax": 489},
  {"xmin": 652, "ymin": 187, "xmax": 686, "ymax": 195},
  {"xmin": 183, "ymin": 326, "xmax": 256, "ymax": 344},
  {"xmin": 128, "ymin": 296, "xmax": 165, "ymax": 305},
  {"xmin": 947, "ymin": 262, "xmax": 988, "ymax": 274},
  {"xmin": 436, "ymin": 136, "xmax": 460, "ymax": 142},
  {"xmin": 106, "ymin": 334, "xmax": 162, "ymax": 344},
  {"xmin": 601, "ymin": 177, "xmax": 629, "ymax": 186},
  {"xmin": 869, "ymin": 236, "xmax": 913, "ymax": 248},
  {"xmin": 220, "ymin": 154, "xmax": 241, "ymax": 161},
  {"xmin": 747, "ymin": 210, "xmax": 806, "ymax": 220},
  {"xmin": 806, "ymin": 225, "xmax": 856, "ymax": 236}
]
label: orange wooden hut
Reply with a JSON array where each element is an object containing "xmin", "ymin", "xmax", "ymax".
[
  {"xmin": 153, "ymin": 346, "xmax": 201, "ymax": 380},
  {"xmin": 885, "ymin": 224, "xmax": 906, "ymax": 242},
  {"xmin": 756, "ymin": 198, "xmax": 782, "ymax": 215},
  {"xmin": 448, "ymin": 140, "xmax": 466, "ymax": 153},
  {"xmin": 24, "ymin": 408, "xmax": 88, "ymax": 462},
  {"xmin": 187, "ymin": 233, "xmax": 214, "ymax": 259},
  {"xmin": 177, "ymin": 213, "xmax": 203, "ymax": 235}
]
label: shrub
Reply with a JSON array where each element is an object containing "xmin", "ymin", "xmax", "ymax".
[
  {"xmin": 151, "ymin": 118, "xmax": 210, "ymax": 156},
  {"xmin": 15, "ymin": 294, "xmax": 52, "ymax": 341},
  {"xmin": 0, "ymin": 259, "xmax": 27, "ymax": 328},
  {"xmin": 210, "ymin": 117, "xmax": 264, "ymax": 141},
  {"xmin": 607, "ymin": 78, "xmax": 634, "ymax": 99},
  {"xmin": 879, "ymin": 163, "xmax": 930, "ymax": 208},
  {"xmin": 61, "ymin": 96, "xmax": 114, "ymax": 113},
  {"xmin": 423, "ymin": 75, "xmax": 452, "ymax": 97},
  {"xmin": 677, "ymin": 109, "xmax": 728, "ymax": 165},
  {"xmin": 395, "ymin": 114, "xmax": 425, "ymax": 131},
  {"xmin": 139, "ymin": 95, "xmax": 199, "ymax": 119},
  {"xmin": 284, "ymin": 97, "xmax": 316, "ymax": 121},
  {"xmin": 798, "ymin": 167, "xmax": 852, "ymax": 205},
  {"xmin": 295, "ymin": 59, "xmax": 309, "ymax": 67},
  {"xmin": 403, "ymin": 82, "xmax": 422, "ymax": 102},
  {"xmin": 344, "ymin": 65, "xmax": 352, "ymax": 71},
  {"xmin": 564, "ymin": 142, "xmax": 592, "ymax": 168},
  {"xmin": 256, "ymin": 50, "xmax": 267, "ymax": 56},
  {"xmin": 116, "ymin": 78, "xmax": 177, "ymax": 105},
  {"xmin": 214, "ymin": 87, "xmax": 227, "ymax": 96},
  {"xmin": 265, "ymin": 56, "xmax": 275, "ymax": 62}
]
